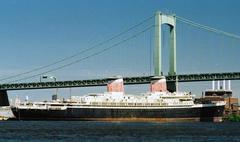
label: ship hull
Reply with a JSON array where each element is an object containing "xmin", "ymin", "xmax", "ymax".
[{"xmin": 11, "ymin": 105, "xmax": 225, "ymax": 122}]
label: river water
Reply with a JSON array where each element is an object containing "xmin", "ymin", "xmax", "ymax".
[{"xmin": 0, "ymin": 121, "xmax": 239, "ymax": 142}]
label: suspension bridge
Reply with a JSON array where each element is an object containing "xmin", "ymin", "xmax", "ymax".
[{"xmin": 0, "ymin": 11, "xmax": 240, "ymax": 105}]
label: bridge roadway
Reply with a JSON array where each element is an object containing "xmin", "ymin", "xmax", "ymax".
[{"xmin": 0, "ymin": 72, "xmax": 240, "ymax": 91}]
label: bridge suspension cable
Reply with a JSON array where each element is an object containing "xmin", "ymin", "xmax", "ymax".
[
  {"xmin": 9, "ymin": 25, "xmax": 154, "ymax": 83},
  {"xmin": 176, "ymin": 16, "xmax": 240, "ymax": 40},
  {"xmin": 0, "ymin": 16, "xmax": 154, "ymax": 82}
]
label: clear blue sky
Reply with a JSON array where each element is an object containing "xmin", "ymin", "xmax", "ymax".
[{"xmin": 0, "ymin": 0, "xmax": 239, "ymax": 101}]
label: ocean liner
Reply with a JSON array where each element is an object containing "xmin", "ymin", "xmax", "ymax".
[{"xmin": 11, "ymin": 76, "xmax": 225, "ymax": 122}]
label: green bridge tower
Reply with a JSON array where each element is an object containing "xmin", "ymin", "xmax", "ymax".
[{"xmin": 154, "ymin": 11, "xmax": 177, "ymax": 92}]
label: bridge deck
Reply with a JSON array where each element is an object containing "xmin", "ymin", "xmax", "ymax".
[{"xmin": 0, "ymin": 72, "xmax": 240, "ymax": 90}]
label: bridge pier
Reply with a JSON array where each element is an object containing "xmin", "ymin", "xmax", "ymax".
[
  {"xmin": 167, "ymin": 82, "xmax": 177, "ymax": 92},
  {"xmin": 0, "ymin": 90, "xmax": 9, "ymax": 106}
]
